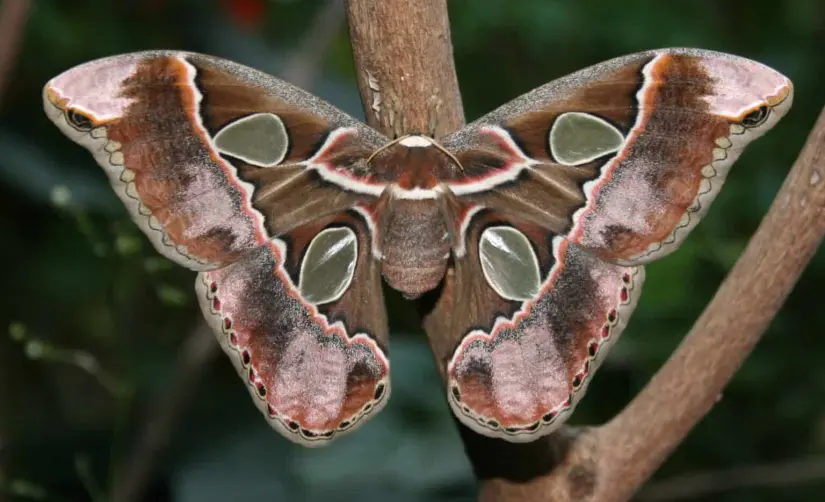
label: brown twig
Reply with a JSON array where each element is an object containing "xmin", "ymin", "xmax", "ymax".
[
  {"xmin": 638, "ymin": 456, "xmax": 825, "ymax": 501},
  {"xmin": 109, "ymin": 6, "xmax": 346, "ymax": 501},
  {"xmin": 0, "ymin": 0, "xmax": 29, "ymax": 105},
  {"xmin": 345, "ymin": 1, "xmax": 825, "ymax": 501}
]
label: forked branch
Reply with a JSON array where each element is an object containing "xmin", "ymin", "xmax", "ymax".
[{"xmin": 344, "ymin": 1, "xmax": 825, "ymax": 501}]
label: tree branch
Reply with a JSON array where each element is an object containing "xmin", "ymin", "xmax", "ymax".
[
  {"xmin": 345, "ymin": 0, "xmax": 463, "ymax": 138},
  {"xmin": 638, "ymin": 456, "xmax": 825, "ymax": 501},
  {"xmin": 345, "ymin": 1, "xmax": 825, "ymax": 501}
]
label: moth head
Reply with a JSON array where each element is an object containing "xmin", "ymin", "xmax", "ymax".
[{"xmin": 368, "ymin": 134, "xmax": 464, "ymax": 171}]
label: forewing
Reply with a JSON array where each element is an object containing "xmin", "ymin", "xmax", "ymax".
[
  {"xmin": 441, "ymin": 48, "xmax": 793, "ymax": 265},
  {"xmin": 42, "ymin": 50, "xmax": 390, "ymax": 269}
]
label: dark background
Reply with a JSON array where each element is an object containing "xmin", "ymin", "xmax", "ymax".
[{"xmin": 1, "ymin": 0, "xmax": 824, "ymax": 501}]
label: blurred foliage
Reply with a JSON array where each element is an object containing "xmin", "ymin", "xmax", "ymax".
[{"xmin": 1, "ymin": 0, "xmax": 824, "ymax": 501}]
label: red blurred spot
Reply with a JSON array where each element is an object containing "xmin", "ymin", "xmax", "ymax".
[{"xmin": 223, "ymin": 0, "xmax": 266, "ymax": 31}]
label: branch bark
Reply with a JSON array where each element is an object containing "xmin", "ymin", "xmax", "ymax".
[
  {"xmin": 345, "ymin": 1, "xmax": 825, "ymax": 501},
  {"xmin": 345, "ymin": 0, "xmax": 463, "ymax": 138},
  {"xmin": 638, "ymin": 456, "xmax": 825, "ymax": 501}
]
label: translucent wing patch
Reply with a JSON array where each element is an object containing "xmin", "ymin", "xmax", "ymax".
[
  {"xmin": 479, "ymin": 226, "xmax": 541, "ymax": 301},
  {"xmin": 549, "ymin": 112, "xmax": 625, "ymax": 166},
  {"xmin": 213, "ymin": 113, "xmax": 290, "ymax": 167},
  {"xmin": 298, "ymin": 227, "xmax": 358, "ymax": 305}
]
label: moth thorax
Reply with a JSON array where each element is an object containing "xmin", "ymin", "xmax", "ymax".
[{"xmin": 380, "ymin": 199, "xmax": 450, "ymax": 298}]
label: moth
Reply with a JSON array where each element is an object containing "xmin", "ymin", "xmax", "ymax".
[{"xmin": 43, "ymin": 48, "xmax": 792, "ymax": 447}]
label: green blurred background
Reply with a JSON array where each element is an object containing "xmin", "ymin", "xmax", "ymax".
[{"xmin": 1, "ymin": 0, "xmax": 824, "ymax": 501}]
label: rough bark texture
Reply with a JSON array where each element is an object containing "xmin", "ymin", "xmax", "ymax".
[
  {"xmin": 346, "ymin": 0, "xmax": 464, "ymax": 138},
  {"xmin": 345, "ymin": 1, "xmax": 825, "ymax": 501}
]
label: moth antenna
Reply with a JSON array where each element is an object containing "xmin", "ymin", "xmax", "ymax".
[
  {"xmin": 429, "ymin": 138, "xmax": 465, "ymax": 172},
  {"xmin": 367, "ymin": 135, "xmax": 408, "ymax": 164}
]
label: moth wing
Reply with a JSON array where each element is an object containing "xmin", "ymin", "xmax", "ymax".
[
  {"xmin": 198, "ymin": 211, "xmax": 389, "ymax": 446},
  {"xmin": 43, "ymin": 51, "xmax": 392, "ymax": 445},
  {"xmin": 441, "ymin": 47, "xmax": 793, "ymax": 265},
  {"xmin": 43, "ymin": 50, "xmax": 390, "ymax": 270}
]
